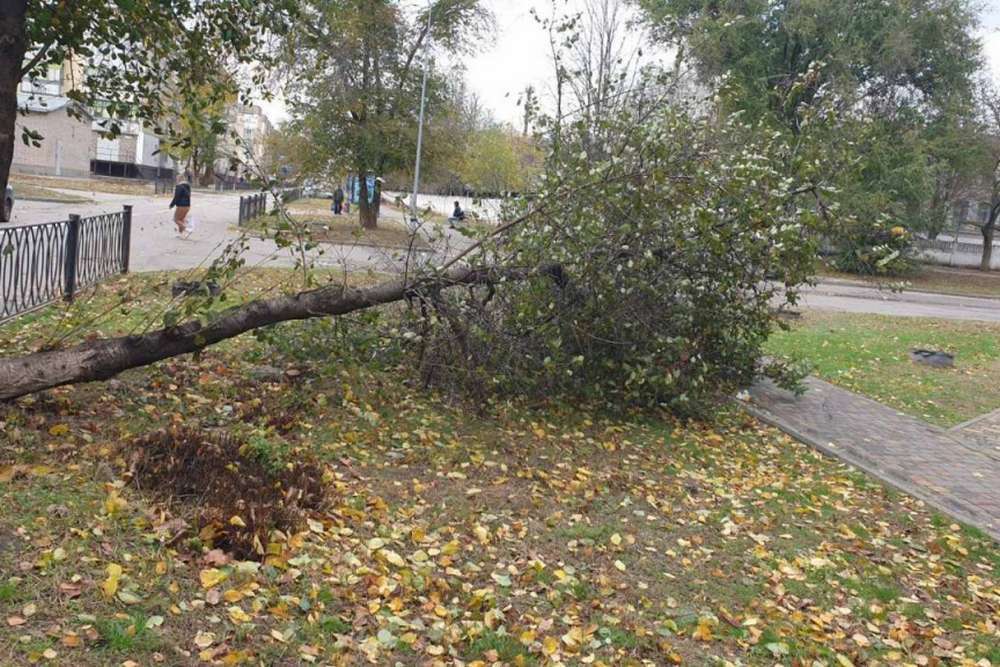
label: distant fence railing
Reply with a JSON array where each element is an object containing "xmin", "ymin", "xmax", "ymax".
[
  {"xmin": 281, "ymin": 188, "xmax": 303, "ymax": 204},
  {"xmin": 216, "ymin": 178, "xmax": 255, "ymax": 192},
  {"xmin": 237, "ymin": 189, "xmax": 305, "ymax": 226},
  {"xmin": 238, "ymin": 193, "xmax": 268, "ymax": 226},
  {"xmin": 0, "ymin": 206, "xmax": 132, "ymax": 324}
]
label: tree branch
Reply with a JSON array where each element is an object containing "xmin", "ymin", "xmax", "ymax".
[
  {"xmin": 19, "ymin": 40, "xmax": 55, "ymax": 78},
  {"xmin": 0, "ymin": 264, "xmax": 560, "ymax": 402}
]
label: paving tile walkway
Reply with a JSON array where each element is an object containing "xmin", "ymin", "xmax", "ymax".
[
  {"xmin": 951, "ymin": 408, "xmax": 1000, "ymax": 459},
  {"xmin": 747, "ymin": 377, "xmax": 1000, "ymax": 542}
]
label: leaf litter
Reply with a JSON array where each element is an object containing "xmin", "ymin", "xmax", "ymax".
[{"xmin": 0, "ymin": 309, "xmax": 997, "ymax": 666}]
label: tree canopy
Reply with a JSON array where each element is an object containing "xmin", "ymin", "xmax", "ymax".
[
  {"xmin": 0, "ymin": 0, "xmax": 297, "ymax": 191},
  {"xmin": 283, "ymin": 0, "xmax": 493, "ymax": 228}
]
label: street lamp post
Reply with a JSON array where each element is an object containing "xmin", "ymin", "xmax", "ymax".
[{"xmin": 410, "ymin": 3, "xmax": 433, "ymax": 226}]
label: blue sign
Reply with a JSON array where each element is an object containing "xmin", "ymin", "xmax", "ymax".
[{"xmin": 348, "ymin": 174, "xmax": 377, "ymax": 205}]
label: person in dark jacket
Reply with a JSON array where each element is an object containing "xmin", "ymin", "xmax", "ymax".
[
  {"xmin": 169, "ymin": 174, "xmax": 192, "ymax": 236},
  {"xmin": 332, "ymin": 186, "xmax": 345, "ymax": 215},
  {"xmin": 449, "ymin": 201, "xmax": 466, "ymax": 224}
]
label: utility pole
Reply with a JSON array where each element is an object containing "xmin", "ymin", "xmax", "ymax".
[{"xmin": 410, "ymin": 2, "xmax": 433, "ymax": 226}]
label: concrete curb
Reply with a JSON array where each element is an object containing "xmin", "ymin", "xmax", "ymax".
[
  {"xmin": 949, "ymin": 407, "xmax": 1000, "ymax": 433},
  {"xmin": 817, "ymin": 277, "xmax": 1000, "ymax": 302}
]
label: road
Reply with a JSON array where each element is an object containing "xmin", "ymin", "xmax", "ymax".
[
  {"xmin": 11, "ymin": 189, "xmax": 456, "ymax": 276},
  {"xmin": 796, "ymin": 279, "xmax": 1000, "ymax": 322},
  {"xmin": 8, "ymin": 191, "xmax": 1000, "ymax": 322}
]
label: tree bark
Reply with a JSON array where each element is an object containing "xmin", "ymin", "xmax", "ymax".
[
  {"xmin": 358, "ymin": 172, "xmax": 381, "ymax": 229},
  {"xmin": 0, "ymin": 1, "xmax": 28, "ymax": 194},
  {"xmin": 0, "ymin": 264, "xmax": 558, "ymax": 401},
  {"xmin": 981, "ymin": 211, "xmax": 997, "ymax": 272}
]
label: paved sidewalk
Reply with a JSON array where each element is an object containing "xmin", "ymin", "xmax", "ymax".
[
  {"xmin": 747, "ymin": 377, "xmax": 1000, "ymax": 541},
  {"xmin": 952, "ymin": 408, "xmax": 1000, "ymax": 458}
]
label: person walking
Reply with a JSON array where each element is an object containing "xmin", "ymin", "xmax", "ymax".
[
  {"xmin": 169, "ymin": 173, "xmax": 192, "ymax": 236},
  {"xmin": 332, "ymin": 186, "xmax": 345, "ymax": 215}
]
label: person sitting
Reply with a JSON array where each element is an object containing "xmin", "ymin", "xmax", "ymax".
[{"xmin": 449, "ymin": 201, "xmax": 467, "ymax": 224}]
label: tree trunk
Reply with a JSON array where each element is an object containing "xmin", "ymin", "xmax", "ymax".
[
  {"xmin": 0, "ymin": 2, "xmax": 28, "ymax": 194},
  {"xmin": 982, "ymin": 217, "xmax": 996, "ymax": 272},
  {"xmin": 358, "ymin": 173, "xmax": 381, "ymax": 229},
  {"xmin": 0, "ymin": 264, "xmax": 559, "ymax": 401}
]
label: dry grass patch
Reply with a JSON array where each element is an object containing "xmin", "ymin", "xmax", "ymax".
[{"xmin": 10, "ymin": 174, "xmax": 159, "ymax": 197}]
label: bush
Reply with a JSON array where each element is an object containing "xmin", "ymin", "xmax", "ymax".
[
  {"xmin": 129, "ymin": 426, "xmax": 329, "ymax": 559},
  {"xmin": 410, "ymin": 109, "xmax": 819, "ymax": 414},
  {"xmin": 832, "ymin": 218, "xmax": 914, "ymax": 276}
]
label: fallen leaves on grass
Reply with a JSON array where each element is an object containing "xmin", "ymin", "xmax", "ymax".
[{"xmin": 0, "ymin": 329, "xmax": 997, "ymax": 666}]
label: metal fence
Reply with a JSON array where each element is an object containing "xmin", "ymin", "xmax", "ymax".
[
  {"xmin": 1, "ymin": 206, "xmax": 133, "ymax": 324},
  {"xmin": 237, "ymin": 189, "xmax": 306, "ymax": 227},
  {"xmin": 281, "ymin": 188, "xmax": 303, "ymax": 204},
  {"xmin": 154, "ymin": 178, "xmax": 174, "ymax": 195},
  {"xmin": 238, "ymin": 193, "xmax": 268, "ymax": 226}
]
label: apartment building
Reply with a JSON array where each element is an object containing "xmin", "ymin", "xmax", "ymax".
[{"xmin": 12, "ymin": 61, "xmax": 93, "ymax": 178}]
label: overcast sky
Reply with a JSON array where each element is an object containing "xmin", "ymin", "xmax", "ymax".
[{"xmin": 263, "ymin": 1, "xmax": 1000, "ymax": 126}]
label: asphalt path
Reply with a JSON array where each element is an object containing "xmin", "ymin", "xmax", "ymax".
[{"xmin": 6, "ymin": 192, "xmax": 1000, "ymax": 322}]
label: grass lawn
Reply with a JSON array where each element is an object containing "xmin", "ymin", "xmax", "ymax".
[
  {"xmin": 10, "ymin": 174, "xmax": 160, "ymax": 198},
  {"xmin": 0, "ymin": 273, "xmax": 998, "ymax": 666},
  {"xmin": 818, "ymin": 262, "xmax": 1000, "ymax": 299},
  {"xmin": 766, "ymin": 311, "xmax": 1000, "ymax": 427},
  {"xmin": 249, "ymin": 198, "xmax": 431, "ymax": 250},
  {"xmin": 11, "ymin": 183, "xmax": 93, "ymax": 204}
]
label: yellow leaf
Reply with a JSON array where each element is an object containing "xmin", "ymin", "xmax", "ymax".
[
  {"xmin": 610, "ymin": 533, "xmax": 622, "ymax": 546},
  {"xmin": 102, "ymin": 564, "xmax": 123, "ymax": 599},
  {"xmin": 474, "ymin": 525, "xmax": 490, "ymax": 544},
  {"xmin": 227, "ymin": 606, "xmax": 251, "ymax": 624},
  {"xmin": 104, "ymin": 490, "xmax": 127, "ymax": 516},
  {"xmin": 48, "ymin": 424, "xmax": 69, "ymax": 436},
  {"xmin": 542, "ymin": 636, "xmax": 560, "ymax": 656},
  {"xmin": 380, "ymin": 549, "xmax": 406, "ymax": 568},
  {"xmin": 692, "ymin": 616, "xmax": 715, "ymax": 642},
  {"xmin": 229, "ymin": 515, "xmax": 247, "ymax": 528},
  {"xmin": 194, "ymin": 631, "xmax": 216, "ymax": 649},
  {"xmin": 613, "ymin": 560, "xmax": 627, "ymax": 572},
  {"xmin": 519, "ymin": 630, "xmax": 536, "ymax": 644},
  {"xmin": 199, "ymin": 568, "xmax": 229, "ymax": 589}
]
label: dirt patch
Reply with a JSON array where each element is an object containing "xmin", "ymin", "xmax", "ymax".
[{"xmin": 127, "ymin": 426, "xmax": 330, "ymax": 559}]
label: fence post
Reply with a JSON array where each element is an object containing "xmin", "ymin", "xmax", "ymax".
[
  {"xmin": 121, "ymin": 205, "xmax": 133, "ymax": 274},
  {"xmin": 239, "ymin": 197, "xmax": 245, "ymax": 226},
  {"xmin": 64, "ymin": 214, "xmax": 81, "ymax": 302}
]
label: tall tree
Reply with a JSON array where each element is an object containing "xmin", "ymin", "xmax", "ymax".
[
  {"xmin": 973, "ymin": 81, "xmax": 1000, "ymax": 271},
  {"xmin": 284, "ymin": 0, "xmax": 492, "ymax": 229},
  {"xmin": 637, "ymin": 0, "xmax": 984, "ymax": 262},
  {"xmin": 0, "ymin": 1, "xmax": 294, "ymax": 194},
  {"xmin": 637, "ymin": 0, "xmax": 982, "ymax": 129}
]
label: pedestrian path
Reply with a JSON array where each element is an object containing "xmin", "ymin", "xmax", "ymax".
[{"xmin": 747, "ymin": 377, "xmax": 1000, "ymax": 541}]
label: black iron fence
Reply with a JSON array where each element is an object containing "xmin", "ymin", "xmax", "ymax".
[
  {"xmin": 216, "ymin": 178, "xmax": 255, "ymax": 192},
  {"xmin": 281, "ymin": 188, "xmax": 303, "ymax": 204},
  {"xmin": 238, "ymin": 193, "xmax": 268, "ymax": 226},
  {"xmin": 237, "ymin": 189, "xmax": 306, "ymax": 227},
  {"xmin": 1, "ymin": 206, "xmax": 133, "ymax": 324},
  {"xmin": 154, "ymin": 178, "xmax": 173, "ymax": 195}
]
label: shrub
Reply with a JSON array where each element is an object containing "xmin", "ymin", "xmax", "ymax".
[
  {"xmin": 831, "ymin": 218, "xmax": 914, "ymax": 276},
  {"xmin": 410, "ymin": 109, "xmax": 819, "ymax": 414}
]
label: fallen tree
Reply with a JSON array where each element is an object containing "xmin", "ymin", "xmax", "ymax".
[{"xmin": 0, "ymin": 265, "xmax": 554, "ymax": 402}]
